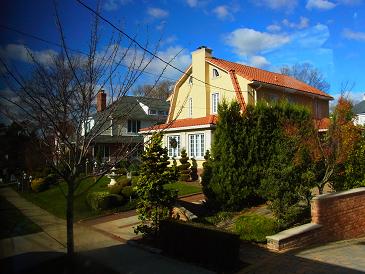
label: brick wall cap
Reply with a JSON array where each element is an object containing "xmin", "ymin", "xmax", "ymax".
[
  {"xmin": 266, "ymin": 223, "xmax": 322, "ymax": 242},
  {"xmin": 313, "ymin": 187, "xmax": 365, "ymax": 201}
]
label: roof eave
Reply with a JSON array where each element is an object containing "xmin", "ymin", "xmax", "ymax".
[{"xmin": 250, "ymin": 81, "xmax": 334, "ymax": 101}]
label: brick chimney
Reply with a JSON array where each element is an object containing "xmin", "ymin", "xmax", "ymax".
[{"xmin": 97, "ymin": 90, "xmax": 106, "ymax": 112}]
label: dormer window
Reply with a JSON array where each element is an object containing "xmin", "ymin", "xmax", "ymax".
[
  {"xmin": 188, "ymin": 76, "xmax": 193, "ymax": 85},
  {"xmin": 149, "ymin": 109, "xmax": 157, "ymax": 115},
  {"xmin": 212, "ymin": 68, "xmax": 219, "ymax": 78}
]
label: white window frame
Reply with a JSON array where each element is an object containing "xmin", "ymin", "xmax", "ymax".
[
  {"xmin": 149, "ymin": 109, "xmax": 157, "ymax": 115},
  {"xmin": 211, "ymin": 92, "xmax": 219, "ymax": 114},
  {"xmin": 167, "ymin": 135, "xmax": 180, "ymax": 158},
  {"xmin": 188, "ymin": 133, "xmax": 205, "ymax": 159},
  {"xmin": 188, "ymin": 97, "xmax": 193, "ymax": 117},
  {"xmin": 212, "ymin": 68, "xmax": 219, "ymax": 78},
  {"xmin": 127, "ymin": 119, "xmax": 141, "ymax": 133}
]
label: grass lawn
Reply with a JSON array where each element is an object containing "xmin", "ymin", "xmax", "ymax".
[
  {"xmin": 164, "ymin": 181, "xmax": 202, "ymax": 196},
  {"xmin": 20, "ymin": 176, "xmax": 112, "ymax": 221},
  {"xmin": 0, "ymin": 196, "xmax": 42, "ymax": 239},
  {"xmin": 19, "ymin": 177, "xmax": 202, "ymax": 221},
  {"xmin": 234, "ymin": 213, "xmax": 278, "ymax": 243}
]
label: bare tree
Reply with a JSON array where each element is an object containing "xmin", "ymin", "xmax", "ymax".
[
  {"xmin": 280, "ymin": 63, "xmax": 330, "ymax": 92},
  {"xmin": 132, "ymin": 79, "xmax": 174, "ymax": 100},
  {"xmin": 0, "ymin": 4, "xmax": 179, "ymax": 262}
]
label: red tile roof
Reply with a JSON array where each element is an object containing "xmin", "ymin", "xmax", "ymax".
[
  {"xmin": 206, "ymin": 57, "xmax": 333, "ymax": 99},
  {"xmin": 140, "ymin": 115, "xmax": 217, "ymax": 132}
]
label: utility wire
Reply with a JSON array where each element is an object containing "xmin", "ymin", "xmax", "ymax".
[
  {"xmin": 0, "ymin": 24, "xmax": 179, "ymax": 83},
  {"xmin": 76, "ymin": 0, "xmax": 238, "ymax": 94}
]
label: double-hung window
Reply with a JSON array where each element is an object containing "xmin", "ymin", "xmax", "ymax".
[
  {"xmin": 127, "ymin": 120, "xmax": 141, "ymax": 133},
  {"xmin": 167, "ymin": 135, "xmax": 180, "ymax": 157},
  {"xmin": 211, "ymin": 93, "xmax": 219, "ymax": 114},
  {"xmin": 189, "ymin": 133, "xmax": 204, "ymax": 158}
]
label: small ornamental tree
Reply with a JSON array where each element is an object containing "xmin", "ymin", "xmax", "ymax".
[
  {"xmin": 178, "ymin": 148, "xmax": 191, "ymax": 181},
  {"xmin": 134, "ymin": 133, "xmax": 178, "ymax": 237},
  {"xmin": 201, "ymin": 150, "xmax": 213, "ymax": 199},
  {"xmin": 190, "ymin": 158, "xmax": 198, "ymax": 181}
]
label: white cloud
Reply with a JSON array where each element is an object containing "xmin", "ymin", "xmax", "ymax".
[
  {"xmin": 342, "ymin": 28, "xmax": 365, "ymax": 41},
  {"xmin": 253, "ymin": 0, "xmax": 298, "ymax": 11},
  {"xmin": 213, "ymin": 5, "xmax": 231, "ymax": 20},
  {"xmin": 249, "ymin": 55, "xmax": 270, "ymax": 68},
  {"xmin": 147, "ymin": 7, "xmax": 169, "ymax": 19},
  {"xmin": 225, "ymin": 28, "xmax": 290, "ymax": 57},
  {"xmin": 306, "ymin": 0, "xmax": 336, "ymax": 10},
  {"xmin": 0, "ymin": 44, "xmax": 57, "ymax": 66},
  {"xmin": 282, "ymin": 17, "xmax": 309, "ymax": 29},
  {"xmin": 267, "ymin": 24, "xmax": 282, "ymax": 32},
  {"xmin": 122, "ymin": 46, "xmax": 191, "ymax": 80},
  {"xmin": 186, "ymin": 0, "xmax": 198, "ymax": 7},
  {"xmin": 103, "ymin": 0, "xmax": 132, "ymax": 11}
]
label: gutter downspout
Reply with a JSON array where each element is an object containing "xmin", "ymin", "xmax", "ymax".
[{"xmin": 229, "ymin": 69, "xmax": 246, "ymax": 112}]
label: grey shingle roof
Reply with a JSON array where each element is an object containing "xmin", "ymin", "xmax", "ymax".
[
  {"xmin": 353, "ymin": 100, "xmax": 365, "ymax": 114},
  {"xmin": 95, "ymin": 96, "xmax": 169, "ymax": 121}
]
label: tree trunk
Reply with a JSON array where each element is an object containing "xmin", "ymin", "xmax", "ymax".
[{"xmin": 66, "ymin": 181, "xmax": 75, "ymax": 262}]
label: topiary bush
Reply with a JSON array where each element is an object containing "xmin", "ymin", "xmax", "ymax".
[
  {"xmin": 190, "ymin": 158, "xmax": 198, "ymax": 181},
  {"xmin": 116, "ymin": 177, "xmax": 131, "ymax": 187},
  {"xmin": 44, "ymin": 173, "xmax": 58, "ymax": 185},
  {"xmin": 121, "ymin": 186, "xmax": 135, "ymax": 200},
  {"xmin": 31, "ymin": 178, "xmax": 49, "ymax": 192},
  {"xmin": 178, "ymin": 149, "xmax": 191, "ymax": 181},
  {"xmin": 108, "ymin": 183, "xmax": 124, "ymax": 195},
  {"xmin": 86, "ymin": 191, "xmax": 125, "ymax": 211}
]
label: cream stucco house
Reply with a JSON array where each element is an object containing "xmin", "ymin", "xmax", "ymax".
[{"xmin": 139, "ymin": 47, "xmax": 333, "ymax": 168}]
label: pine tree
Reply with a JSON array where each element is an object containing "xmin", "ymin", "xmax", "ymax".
[
  {"xmin": 178, "ymin": 148, "xmax": 191, "ymax": 181},
  {"xmin": 134, "ymin": 133, "xmax": 178, "ymax": 237}
]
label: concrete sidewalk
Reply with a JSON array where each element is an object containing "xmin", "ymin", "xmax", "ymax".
[{"xmin": 0, "ymin": 188, "xmax": 213, "ymax": 274}]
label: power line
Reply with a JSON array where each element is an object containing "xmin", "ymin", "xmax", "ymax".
[
  {"xmin": 0, "ymin": 24, "xmax": 179, "ymax": 83},
  {"xmin": 76, "ymin": 0, "xmax": 238, "ymax": 94}
]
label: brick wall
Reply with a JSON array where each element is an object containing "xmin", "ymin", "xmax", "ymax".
[{"xmin": 267, "ymin": 187, "xmax": 365, "ymax": 252}]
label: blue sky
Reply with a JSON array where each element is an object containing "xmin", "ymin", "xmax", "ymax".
[{"xmin": 1, "ymin": 0, "xmax": 365, "ymax": 102}]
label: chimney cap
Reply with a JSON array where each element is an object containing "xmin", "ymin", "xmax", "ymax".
[
  {"xmin": 197, "ymin": 45, "xmax": 212, "ymax": 52},
  {"xmin": 98, "ymin": 89, "xmax": 105, "ymax": 94}
]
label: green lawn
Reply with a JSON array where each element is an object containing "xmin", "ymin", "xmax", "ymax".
[
  {"xmin": 234, "ymin": 213, "xmax": 278, "ymax": 243},
  {"xmin": 20, "ymin": 176, "xmax": 111, "ymax": 221},
  {"xmin": 19, "ymin": 177, "xmax": 202, "ymax": 221},
  {"xmin": 164, "ymin": 181, "xmax": 202, "ymax": 196},
  {"xmin": 0, "ymin": 196, "xmax": 42, "ymax": 239}
]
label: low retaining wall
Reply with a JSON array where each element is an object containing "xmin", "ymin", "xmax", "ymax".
[{"xmin": 267, "ymin": 187, "xmax": 365, "ymax": 252}]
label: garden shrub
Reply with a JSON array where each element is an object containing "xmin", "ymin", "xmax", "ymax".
[
  {"xmin": 121, "ymin": 186, "xmax": 135, "ymax": 199},
  {"xmin": 117, "ymin": 167, "xmax": 128, "ymax": 175},
  {"xmin": 190, "ymin": 158, "xmax": 198, "ymax": 181},
  {"xmin": 234, "ymin": 213, "xmax": 278, "ymax": 242},
  {"xmin": 44, "ymin": 173, "xmax": 58, "ymax": 185},
  {"xmin": 130, "ymin": 171, "xmax": 139, "ymax": 176},
  {"xmin": 178, "ymin": 149, "xmax": 191, "ymax": 181},
  {"xmin": 160, "ymin": 219, "xmax": 240, "ymax": 271},
  {"xmin": 134, "ymin": 133, "xmax": 178, "ymax": 237},
  {"xmin": 31, "ymin": 178, "xmax": 48, "ymax": 192},
  {"xmin": 116, "ymin": 177, "xmax": 131, "ymax": 187},
  {"xmin": 86, "ymin": 191, "xmax": 125, "ymax": 211},
  {"xmin": 203, "ymin": 100, "xmax": 314, "ymax": 225},
  {"xmin": 108, "ymin": 182, "xmax": 124, "ymax": 195}
]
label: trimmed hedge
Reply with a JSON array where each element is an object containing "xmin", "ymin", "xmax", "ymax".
[
  {"xmin": 159, "ymin": 219, "xmax": 240, "ymax": 270},
  {"xmin": 121, "ymin": 186, "xmax": 135, "ymax": 199},
  {"xmin": 31, "ymin": 178, "xmax": 48, "ymax": 192},
  {"xmin": 86, "ymin": 191, "xmax": 125, "ymax": 211}
]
